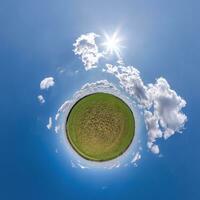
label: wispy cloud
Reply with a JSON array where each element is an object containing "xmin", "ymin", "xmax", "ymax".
[
  {"xmin": 131, "ymin": 152, "xmax": 141, "ymax": 166},
  {"xmin": 54, "ymin": 125, "xmax": 60, "ymax": 133}
]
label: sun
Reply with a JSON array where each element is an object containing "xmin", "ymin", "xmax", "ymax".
[{"xmin": 102, "ymin": 31, "xmax": 122, "ymax": 57}]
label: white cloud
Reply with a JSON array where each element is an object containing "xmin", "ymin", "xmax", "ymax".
[
  {"xmin": 73, "ymin": 33, "xmax": 102, "ymax": 70},
  {"xmin": 55, "ymin": 100, "xmax": 72, "ymax": 122},
  {"xmin": 55, "ymin": 113, "xmax": 60, "ymax": 121},
  {"xmin": 46, "ymin": 117, "xmax": 52, "ymax": 130},
  {"xmin": 70, "ymin": 80, "xmax": 119, "ymax": 104},
  {"xmin": 105, "ymin": 64, "xmax": 150, "ymax": 108},
  {"xmin": 131, "ymin": 152, "xmax": 141, "ymax": 164},
  {"xmin": 103, "ymin": 63, "xmax": 187, "ymax": 154},
  {"xmin": 55, "ymin": 125, "xmax": 60, "ymax": 133},
  {"xmin": 148, "ymin": 78, "xmax": 187, "ymax": 139},
  {"xmin": 37, "ymin": 95, "xmax": 45, "ymax": 104},
  {"xmin": 144, "ymin": 111, "xmax": 162, "ymax": 144},
  {"xmin": 150, "ymin": 144, "xmax": 160, "ymax": 154},
  {"xmin": 58, "ymin": 100, "xmax": 72, "ymax": 113},
  {"xmin": 77, "ymin": 162, "xmax": 89, "ymax": 169},
  {"xmin": 40, "ymin": 77, "xmax": 55, "ymax": 90},
  {"xmin": 74, "ymin": 79, "xmax": 119, "ymax": 98}
]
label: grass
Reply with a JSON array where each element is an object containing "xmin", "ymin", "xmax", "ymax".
[{"xmin": 66, "ymin": 92, "xmax": 135, "ymax": 161}]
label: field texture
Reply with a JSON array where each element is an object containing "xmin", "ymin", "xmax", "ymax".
[{"xmin": 66, "ymin": 93, "xmax": 135, "ymax": 161}]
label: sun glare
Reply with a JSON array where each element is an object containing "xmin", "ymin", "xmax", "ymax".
[{"xmin": 102, "ymin": 31, "xmax": 122, "ymax": 57}]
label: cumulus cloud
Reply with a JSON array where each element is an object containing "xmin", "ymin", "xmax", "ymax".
[
  {"xmin": 148, "ymin": 78, "xmax": 187, "ymax": 139},
  {"xmin": 40, "ymin": 77, "xmax": 55, "ymax": 90},
  {"xmin": 105, "ymin": 64, "xmax": 150, "ymax": 108},
  {"xmin": 73, "ymin": 33, "xmax": 102, "ymax": 70},
  {"xmin": 103, "ymin": 63, "xmax": 187, "ymax": 154},
  {"xmin": 37, "ymin": 95, "xmax": 45, "ymax": 104},
  {"xmin": 46, "ymin": 117, "xmax": 52, "ymax": 130},
  {"xmin": 144, "ymin": 111, "xmax": 162, "ymax": 151}
]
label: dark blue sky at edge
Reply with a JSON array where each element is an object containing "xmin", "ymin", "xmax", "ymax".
[{"xmin": 0, "ymin": 0, "xmax": 199, "ymax": 199}]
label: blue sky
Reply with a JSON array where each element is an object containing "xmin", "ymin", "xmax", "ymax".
[{"xmin": 0, "ymin": 0, "xmax": 200, "ymax": 199}]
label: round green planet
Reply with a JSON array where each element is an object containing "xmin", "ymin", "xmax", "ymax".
[{"xmin": 66, "ymin": 92, "xmax": 135, "ymax": 162}]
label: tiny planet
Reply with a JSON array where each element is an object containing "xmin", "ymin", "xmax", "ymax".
[{"xmin": 66, "ymin": 92, "xmax": 135, "ymax": 161}]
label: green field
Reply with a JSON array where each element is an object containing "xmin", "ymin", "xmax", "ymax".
[{"xmin": 66, "ymin": 92, "xmax": 135, "ymax": 161}]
